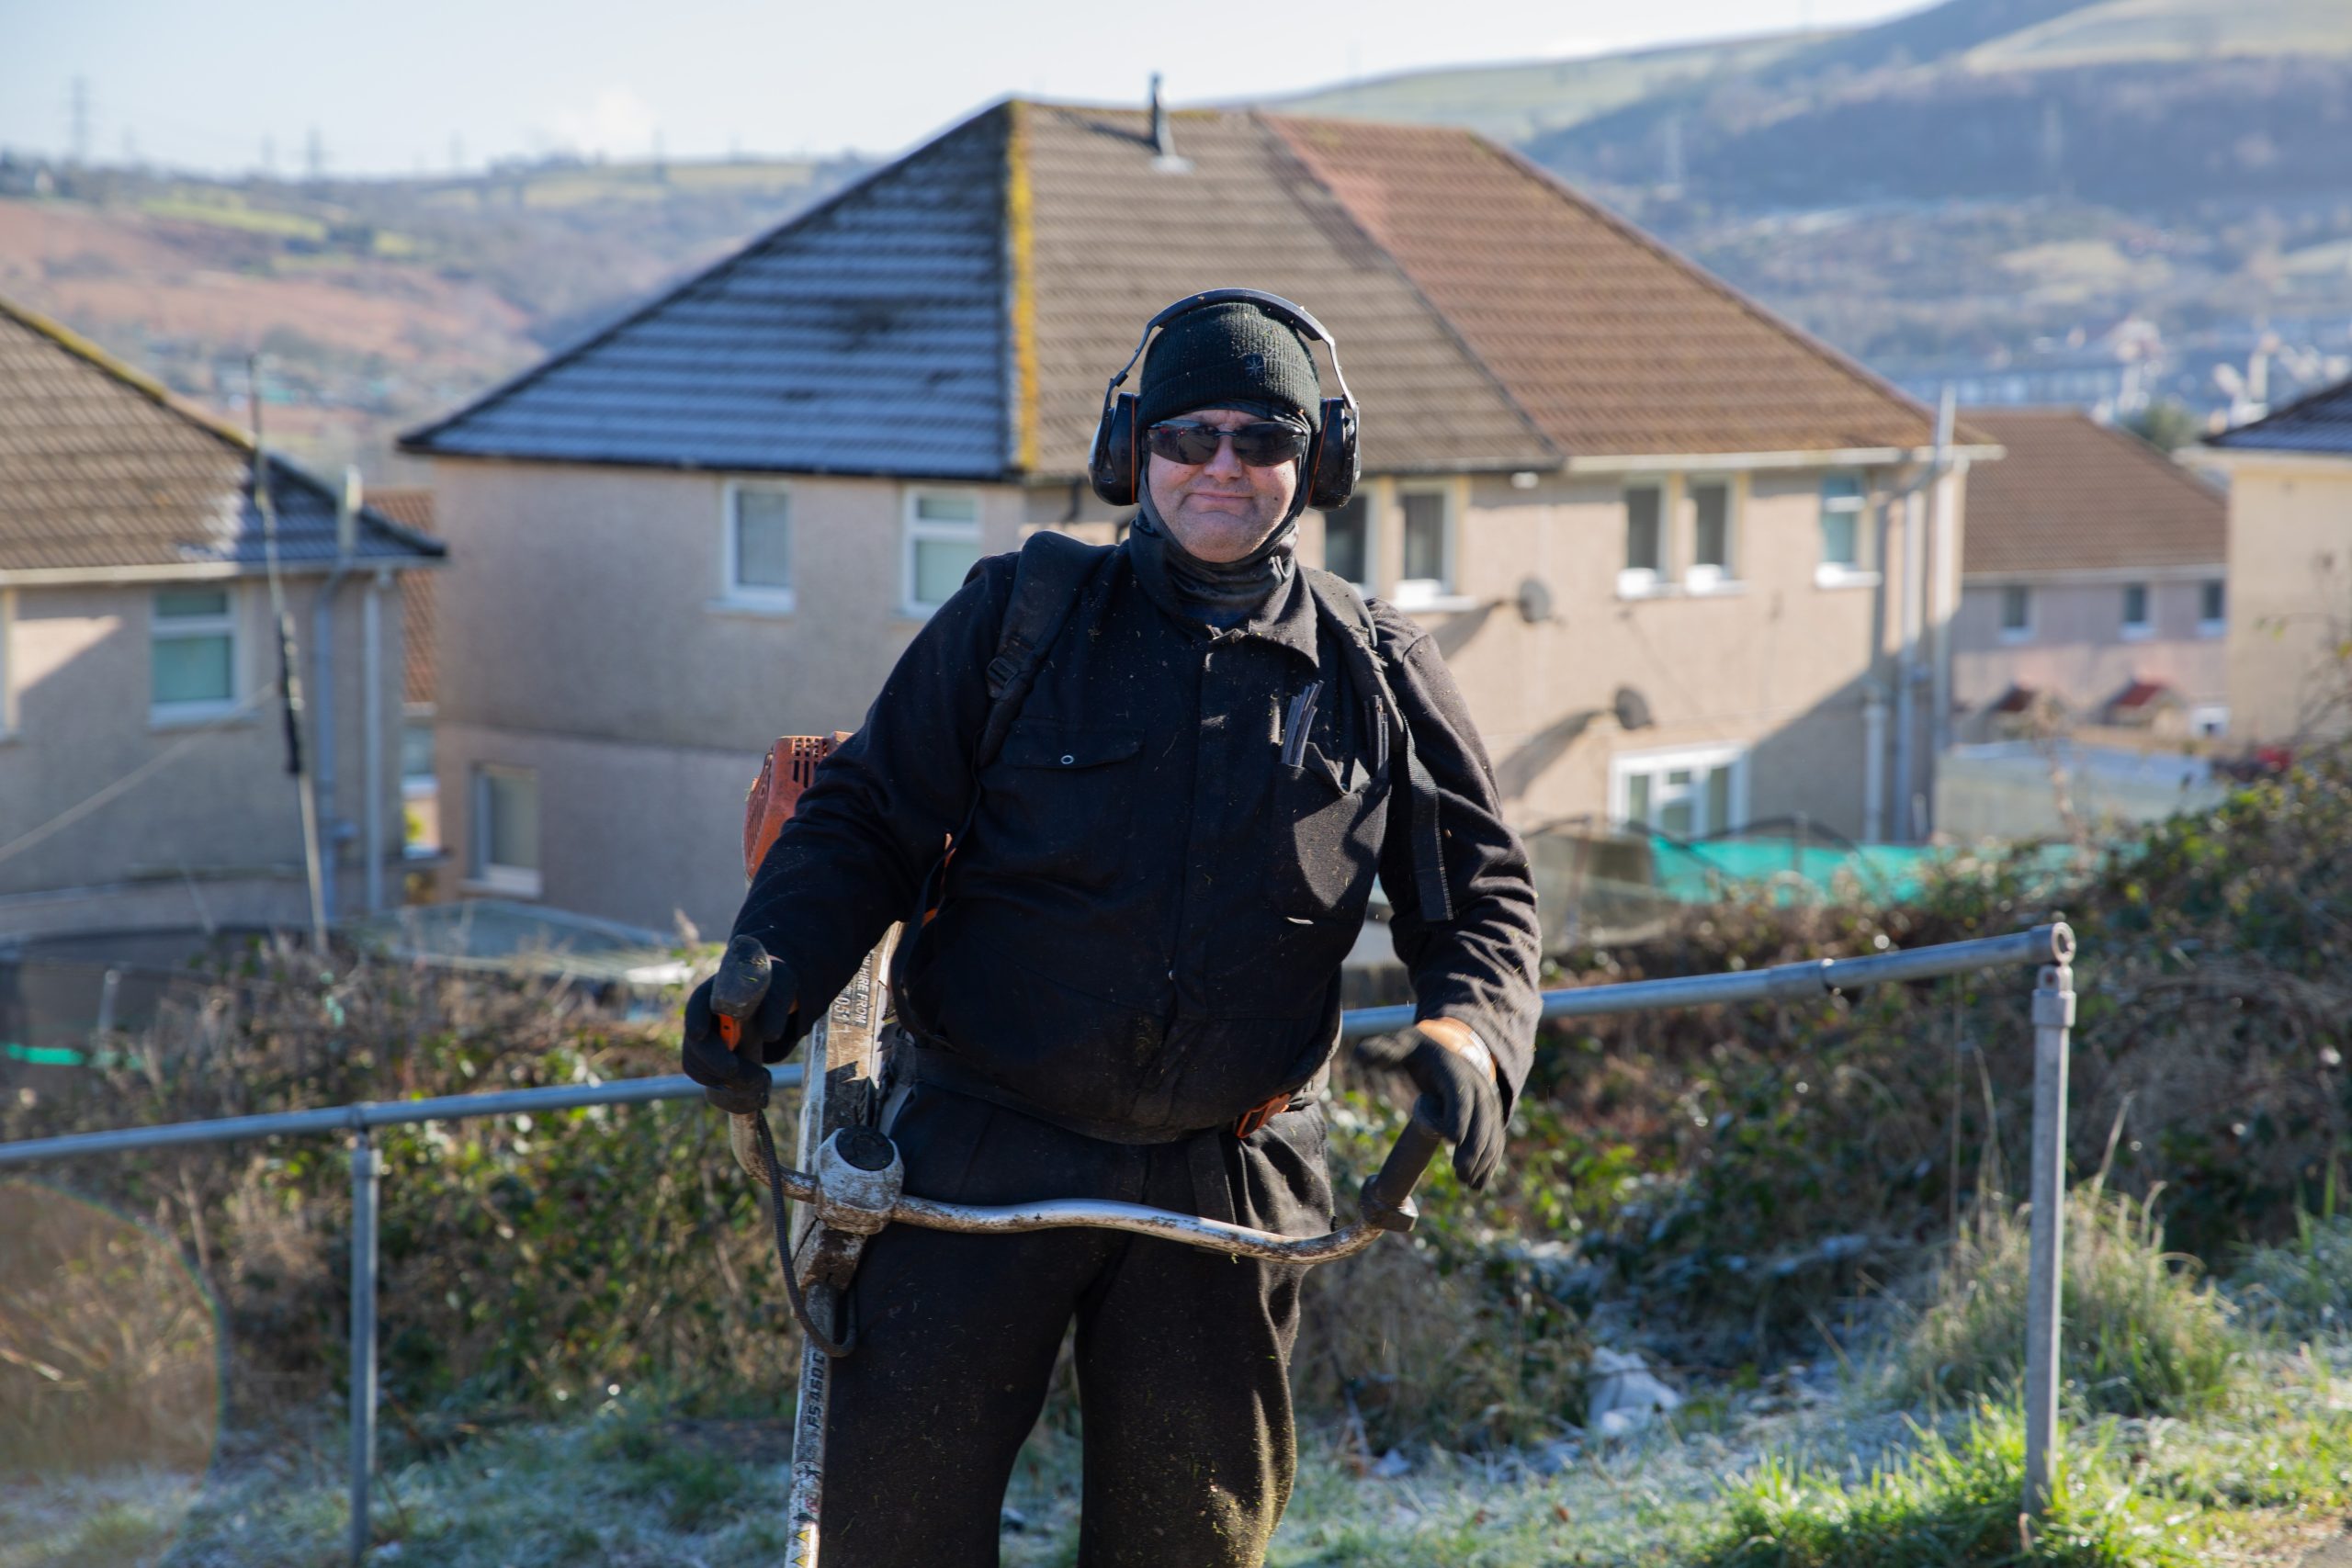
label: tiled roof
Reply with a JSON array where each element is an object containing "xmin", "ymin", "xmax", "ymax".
[
  {"xmin": 1263, "ymin": 115, "xmax": 1954, "ymax": 459},
  {"xmin": 0, "ymin": 298, "xmax": 443, "ymax": 578},
  {"xmin": 406, "ymin": 99, "xmax": 1943, "ymax": 478},
  {"xmin": 370, "ymin": 488, "xmax": 438, "ymax": 705},
  {"xmin": 1961, "ymin": 409, "xmax": 2223, "ymax": 578},
  {"xmin": 2206, "ymin": 375, "xmax": 2352, "ymax": 457},
  {"xmin": 1018, "ymin": 106, "xmax": 1552, "ymax": 474}
]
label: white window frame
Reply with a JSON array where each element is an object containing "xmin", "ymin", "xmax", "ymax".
[
  {"xmin": 1391, "ymin": 480, "xmax": 1458, "ymax": 609},
  {"xmin": 470, "ymin": 762, "xmax": 542, "ymax": 898},
  {"xmin": 2198, "ymin": 579, "xmax": 2225, "ymax": 638},
  {"xmin": 1618, "ymin": 479, "xmax": 1669, "ymax": 599},
  {"xmin": 1997, "ymin": 583, "xmax": 2034, "ymax": 644},
  {"xmin": 1814, "ymin": 471, "xmax": 1878, "ymax": 588},
  {"xmin": 1608, "ymin": 742, "xmax": 1751, "ymax": 840},
  {"xmin": 1684, "ymin": 475, "xmax": 1741, "ymax": 593},
  {"xmin": 1319, "ymin": 493, "xmax": 1376, "ymax": 595},
  {"xmin": 2120, "ymin": 581, "xmax": 2153, "ymax": 641},
  {"xmin": 719, "ymin": 480, "xmax": 797, "ymax": 614},
  {"xmin": 901, "ymin": 487, "xmax": 984, "ymax": 619},
  {"xmin": 150, "ymin": 581, "xmax": 243, "ymax": 726}
]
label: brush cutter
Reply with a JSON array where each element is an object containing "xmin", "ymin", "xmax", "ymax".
[{"xmin": 711, "ymin": 736, "xmax": 1447, "ymax": 1566}]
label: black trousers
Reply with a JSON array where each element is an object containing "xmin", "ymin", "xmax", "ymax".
[{"xmin": 820, "ymin": 1082, "xmax": 1334, "ymax": 1568}]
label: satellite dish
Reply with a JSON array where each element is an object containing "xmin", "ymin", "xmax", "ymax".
[
  {"xmin": 1612, "ymin": 685, "xmax": 1655, "ymax": 731},
  {"xmin": 1515, "ymin": 576, "xmax": 1555, "ymax": 624}
]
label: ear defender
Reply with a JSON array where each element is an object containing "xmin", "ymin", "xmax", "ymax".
[
  {"xmin": 1087, "ymin": 289, "xmax": 1362, "ymax": 513},
  {"xmin": 1088, "ymin": 393, "xmax": 1142, "ymax": 507},
  {"xmin": 1307, "ymin": 395, "xmax": 1359, "ymax": 511}
]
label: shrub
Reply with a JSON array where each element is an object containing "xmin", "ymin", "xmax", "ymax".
[
  {"xmin": 1295, "ymin": 1085, "xmax": 1591, "ymax": 1452},
  {"xmin": 0, "ymin": 1181, "xmax": 220, "ymax": 1473},
  {"xmin": 2, "ymin": 940, "xmax": 788, "ymax": 1426},
  {"xmin": 1894, "ymin": 1183, "xmax": 2244, "ymax": 1419}
]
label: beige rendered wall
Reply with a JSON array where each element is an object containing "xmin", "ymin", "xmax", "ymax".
[
  {"xmin": 430, "ymin": 453, "xmax": 1932, "ymax": 935},
  {"xmin": 1952, "ymin": 574, "xmax": 2227, "ymax": 729},
  {"xmin": 429, "ymin": 459, "xmax": 1033, "ymax": 931},
  {"xmin": 1069, "ymin": 462, "xmax": 1921, "ymax": 840},
  {"xmin": 0, "ymin": 570, "xmax": 413, "ymax": 939},
  {"xmin": 2225, "ymin": 463, "xmax": 2352, "ymax": 743}
]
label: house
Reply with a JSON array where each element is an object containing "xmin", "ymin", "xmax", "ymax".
[
  {"xmin": 401, "ymin": 99, "xmax": 1990, "ymax": 939},
  {"xmin": 0, "ymin": 298, "xmax": 444, "ymax": 941},
  {"xmin": 367, "ymin": 487, "xmax": 442, "ymax": 860},
  {"xmin": 1951, "ymin": 409, "xmax": 2228, "ymax": 742},
  {"xmin": 2199, "ymin": 377, "xmax": 2352, "ymax": 744}
]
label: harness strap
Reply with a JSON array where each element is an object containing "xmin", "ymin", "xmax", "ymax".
[
  {"xmin": 893, "ymin": 531, "xmax": 1113, "ymax": 1015},
  {"xmin": 1301, "ymin": 569, "xmax": 1454, "ymax": 923}
]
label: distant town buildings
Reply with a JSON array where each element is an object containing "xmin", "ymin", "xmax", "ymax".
[
  {"xmin": 2200, "ymin": 376, "xmax": 2352, "ymax": 745},
  {"xmin": 1951, "ymin": 408, "xmax": 2228, "ymax": 743}
]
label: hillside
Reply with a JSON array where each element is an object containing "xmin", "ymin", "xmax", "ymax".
[
  {"xmin": 0, "ymin": 155, "xmax": 862, "ymax": 477},
  {"xmin": 6, "ymin": 0, "xmax": 2350, "ymax": 475},
  {"xmin": 1268, "ymin": 0, "xmax": 2352, "ymax": 414}
]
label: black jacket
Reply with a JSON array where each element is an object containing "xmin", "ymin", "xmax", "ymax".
[{"xmin": 732, "ymin": 537, "xmax": 1543, "ymax": 1138}]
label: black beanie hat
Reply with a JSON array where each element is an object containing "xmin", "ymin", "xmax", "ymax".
[{"xmin": 1136, "ymin": 300, "xmax": 1322, "ymax": 433}]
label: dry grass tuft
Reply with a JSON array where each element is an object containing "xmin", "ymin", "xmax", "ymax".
[{"xmin": 0, "ymin": 1180, "xmax": 221, "ymax": 1474}]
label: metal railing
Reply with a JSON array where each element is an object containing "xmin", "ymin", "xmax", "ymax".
[{"xmin": 0, "ymin": 921, "xmax": 2077, "ymax": 1559}]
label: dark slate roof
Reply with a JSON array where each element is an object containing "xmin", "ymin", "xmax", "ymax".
[
  {"xmin": 401, "ymin": 107, "xmax": 1013, "ymax": 478},
  {"xmin": 0, "ymin": 298, "xmax": 444, "ymax": 578},
  {"xmin": 403, "ymin": 99, "xmax": 1941, "ymax": 479},
  {"xmin": 1962, "ymin": 409, "xmax": 2222, "ymax": 578},
  {"xmin": 2205, "ymin": 375, "xmax": 2352, "ymax": 457}
]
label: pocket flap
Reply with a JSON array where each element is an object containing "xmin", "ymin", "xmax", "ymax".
[
  {"xmin": 1297, "ymin": 743, "xmax": 1369, "ymax": 796},
  {"xmin": 1002, "ymin": 726, "xmax": 1144, "ymax": 770}
]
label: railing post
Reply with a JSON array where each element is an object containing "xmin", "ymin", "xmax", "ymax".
[
  {"xmin": 348, "ymin": 1128, "xmax": 379, "ymax": 1564},
  {"xmin": 2023, "ymin": 959, "xmax": 2075, "ymax": 1517}
]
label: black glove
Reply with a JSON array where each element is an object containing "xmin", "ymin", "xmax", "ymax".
[
  {"xmin": 680, "ymin": 953, "xmax": 799, "ymax": 1115},
  {"xmin": 1354, "ymin": 1025, "xmax": 1506, "ymax": 1190}
]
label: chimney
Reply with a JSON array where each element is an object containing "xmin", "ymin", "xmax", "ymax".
[{"xmin": 1149, "ymin": 74, "xmax": 1191, "ymax": 173}]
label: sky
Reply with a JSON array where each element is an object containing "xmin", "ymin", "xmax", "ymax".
[{"xmin": 1, "ymin": 0, "xmax": 1922, "ymax": 176}]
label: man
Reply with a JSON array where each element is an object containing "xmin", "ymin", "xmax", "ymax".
[{"xmin": 682, "ymin": 294, "xmax": 1541, "ymax": 1565}]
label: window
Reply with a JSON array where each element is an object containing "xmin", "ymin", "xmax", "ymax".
[
  {"xmin": 903, "ymin": 489, "xmax": 982, "ymax": 616},
  {"xmin": 1816, "ymin": 472, "xmax": 1871, "ymax": 584},
  {"xmin": 2190, "ymin": 705, "xmax": 2229, "ymax": 739},
  {"xmin": 1620, "ymin": 483, "xmax": 1665, "ymax": 596},
  {"xmin": 1612, "ymin": 744, "xmax": 1747, "ymax": 840},
  {"xmin": 1688, "ymin": 479, "xmax": 1734, "ymax": 589},
  {"xmin": 1321, "ymin": 495, "xmax": 1371, "ymax": 589},
  {"xmin": 1394, "ymin": 485, "xmax": 1453, "ymax": 605},
  {"xmin": 401, "ymin": 716, "xmax": 435, "ymax": 790},
  {"xmin": 472, "ymin": 764, "xmax": 540, "ymax": 897},
  {"xmin": 2120, "ymin": 581, "xmax": 2152, "ymax": 639},
  {"xmin": 151, "ymin": 584, "xmax": 238, "ymax": 720},
  {"xmin": 724, "ymin": 484, "xmax": 795, "ymax": 610},
  {"xmin": 2199, "ymin": 579, "xmax": 2225, "ymax": 637},
  {"xmin": 1999, "ymin": 584, "xmax": 2032, "ymax": 642}
]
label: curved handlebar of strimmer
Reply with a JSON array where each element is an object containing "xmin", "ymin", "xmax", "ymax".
[{"xmin": 747, "ymin": 1097, "xmax": 1451, "ymax": 1267}]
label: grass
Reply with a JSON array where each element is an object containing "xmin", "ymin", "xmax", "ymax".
[
  {"xmin": 2235, "ymin": 1212, "xmax": 2352, "ymax": 1341},
  {"xmin": 1896, "ymin": 1184, "xmax": 2247, "ymax": 1420},
  {"xmin": 5, "ymin": 1346, "xmax": 2345, "ymax": 1567}
]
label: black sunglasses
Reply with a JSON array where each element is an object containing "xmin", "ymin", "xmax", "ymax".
[{"xmin": 1145, "ymin": 418, "xmax": 1310, "ymax": 468}]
